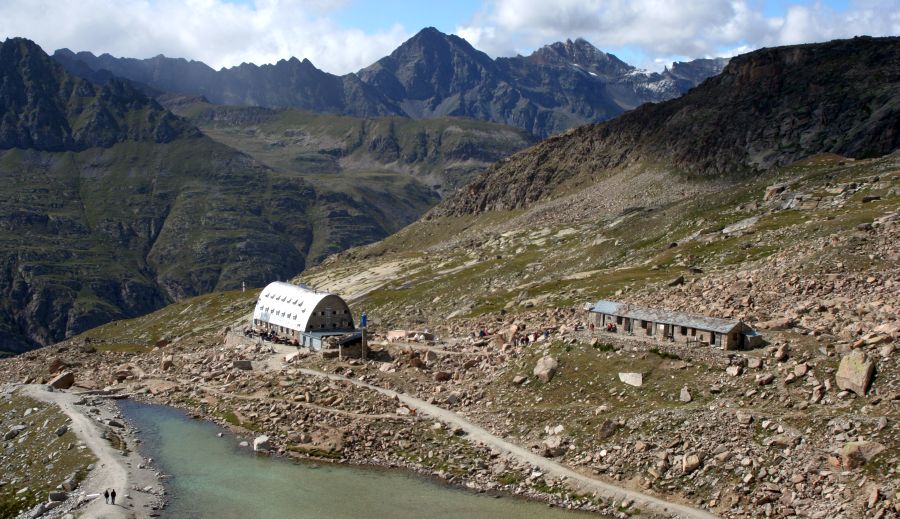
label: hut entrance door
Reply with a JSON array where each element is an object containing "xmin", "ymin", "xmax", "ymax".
[{"xmin": 325, "ymin": 306, "xmax": 334, "ymax": 328}]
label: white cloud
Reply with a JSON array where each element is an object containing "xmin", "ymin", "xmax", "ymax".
[
  {"xmin": 457, "ymin": 0, "xmax": 900, "ymax": 69},
  {"xmin": 0, "ymin": 0, "xmax": 411, "ymax": 74}
]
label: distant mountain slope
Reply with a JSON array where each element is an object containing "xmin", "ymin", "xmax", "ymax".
[
  {"xmin": 0, "ymin": 38, "xmax": 531, "ymax": 354},
  {"xmin": 433, "ymin": 36, "xmax": 900, "ymax": 216},
  {"xmin": 53, "ymin": 28, "xmax": 726, "ymax": 138},
  {"xmin": 167, "ymin": 100, "xmax": 534, "ymax": 260},
  {"xmin": 170, "ymin": 101, "xmax": 534, "ymax": 193}
]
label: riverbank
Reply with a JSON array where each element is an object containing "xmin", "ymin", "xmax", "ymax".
[{"xmin": 3, "ymin": 384, "xmax": 164, "ymax": 519}]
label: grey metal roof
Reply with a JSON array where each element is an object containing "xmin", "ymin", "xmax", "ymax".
[{"xmin": 589, "ymin": 300, "xmax": 742, "ymax": 333}]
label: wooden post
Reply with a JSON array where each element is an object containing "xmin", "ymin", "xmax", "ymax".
[{"xmin": 361, "ymin": 328, "xmax": 368, "ymax": 361}]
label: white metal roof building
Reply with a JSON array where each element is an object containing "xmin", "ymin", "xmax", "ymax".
[{"xmin": 252, "ymin": 282, "xmax": 355, "ymax": 348}]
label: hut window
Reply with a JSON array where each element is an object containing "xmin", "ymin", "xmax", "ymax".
[
  {"xmin": 616, "ymin": 316, "xmax": 623, "ymax": 325},
  {"xmin": 680, "ymin": 326, "xmax": 687, "ymax": 335},
  {"xmin": 691, "ymin": 328, "xmax": 697, "ymax": 337}
]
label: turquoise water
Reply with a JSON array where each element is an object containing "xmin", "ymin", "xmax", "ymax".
[{"xmin": 119, "ymin": 401, "xmax": 590, "ymax": 519}]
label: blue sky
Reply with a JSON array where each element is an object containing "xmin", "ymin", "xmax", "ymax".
[{"xmin": 1, "ymin": 0, "xmax": 897, "ymax": 72}]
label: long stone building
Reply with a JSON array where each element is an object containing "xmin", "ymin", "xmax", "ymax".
[
  {"xmin": 252, "ymin": 282, "xmax": 355, "ymax": 349},
  {"xmin": 587, "ymin": 300, "xmax": 761, "ymax": 350}
]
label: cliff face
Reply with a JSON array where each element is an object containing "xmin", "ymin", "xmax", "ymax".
[
  {"xmin": 0, "ymin": 39, "xmax": 195, "ymax": 151},
  {"xmin": 432, "ymin": 37, "xmax": 900, "ymax": 216}
]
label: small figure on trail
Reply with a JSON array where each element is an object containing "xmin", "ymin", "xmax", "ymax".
[
  {"xmin": 104, "ymin": 489, "xmax": 109, "ymax": 504},
  {"xmin": 110, "ymin": 488, "xmax": 117, "ymax": 505},
  {"xmin": 543, "ymin": 329, "xmax": 550, "ymax": 340},
  {"xmin": 478, "ymin": 329, "xmax": 486, "ymax": 338}
]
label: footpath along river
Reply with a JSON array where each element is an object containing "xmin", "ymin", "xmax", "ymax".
[{"xmin": 119, "ymin": 400, "xmax": 596, "ymax": 518}]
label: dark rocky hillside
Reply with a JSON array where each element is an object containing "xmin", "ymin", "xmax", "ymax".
[
  {"xmin": 0, "ymin": 38, "xmax": 529, "ymax": 354},
  {"xmin": 434, "ymin": 36, "xmax": 900, "ymax": 216},
  {"xmin": 53, "ymin": 28, "xmax": 725, "ymax": 138},
  {"xmin": 0, "ymin": 39, "xmax": 194, "ymax": 151}
]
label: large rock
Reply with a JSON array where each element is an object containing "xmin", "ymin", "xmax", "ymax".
[
  {"xmin": 160, "ymin": 355, "xmax": 174, "ymax": 371},
  {"xmin": 48, "ymin": 491, "xmax": 67, "ymax": 502},
  {"xmin": 598, "ymin": 419, "xmax": 618, "ymax": 440},
  {"xmin": 841, "ymin": 441, "xmax": 885, "ymax": 469},
  {"xmin": 680, "ymin": 387, "xmax": 692, "ymax": 402},
  {"xmin": 682, "ymin": 454, "xmax": 702, "ymax": 474},
  {"xmin": 232, "ymin": 360, "xmax": 253, "ymax": 371},
  {"xmin": 48, "ymin": 358, "xmax": 65, "ymax": 374},
  {"xmin": 48, "ymin": 372, "xmax": 75, "ymax": 389},
  {"xmin": 618, "ymin": 372, "xmax": 643, "ymax": 387},
  {"xmin": 758, "ymin": 317, "xmax": 795, "ymax": 330},
  {"xmin": 253, "ymin": 435, "xmax": 271, "ymax": 452},
  {"xmin": 835, "ymin": 350, "xmax": 875, "ymax": 395},
  {"xmin": 533, "ymin": 356, "xmax": 558, "ymax": 383},
  {"xmin": 542, "ymin": 435, "xmax": 566, "ymax": 457}
]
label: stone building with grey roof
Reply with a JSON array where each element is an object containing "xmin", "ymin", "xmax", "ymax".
[{"xmin": 587, "ymin": 300, "xmax": 761, "ymax": 350}]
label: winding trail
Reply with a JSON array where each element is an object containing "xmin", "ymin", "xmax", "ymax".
[
  {"xmin": 20, "ymin": 385, "xmax": 135, "ymax": 518},
  {"xmin": 294, "ymin": 368, "xmax": 719, "ymax": 519}
]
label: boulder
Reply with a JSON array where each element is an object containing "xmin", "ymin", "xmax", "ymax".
[
  {"xmin": 232, "ymin": 360, "xmax": 253, "ymax": 371},
  {"xmin": 542, "ymin": 435, "xmax": 566, "ymax": 457},
  {"xmin": 682, "ymin": 454, "xmax": 702, "ymax": 474},
  {"xmin": 48, "ymin": 372, "xmax": 75, "ymax": 390},
  {"xmin": 598, "ymin": 419, "xmax": 618, "ymax": 440},
  {"xmin": 668, "ymin": 275, "xmax": 685, "ymax": 287},
  {"xmin": 841, "ymin": 441, "xmax": 885, "ymax": 469},
  {"xmin": 433, "ymin": 371, "xmax": 452, "ymax": 382},
  {"xmin": 725, "ymin": 365, "xmax": 742, "ymax": 377},
  {"xmin": 4, "ymin": 426, "xmax": 24, "ymax": 441},
  {"xmin": 55, "ymin": 425, "xmax": 68, "ymax": 437},
  {"xmin": 680, "ymin": 387, "xmax": 692, "ymax": 403},
  {"xmin": 736, "ymin": 411, "xmax": 753, "ymax": 425},
  {"xmin": 512, "ymin": 375, "xmax": 527, "ymax": 385},
  {"xmin": 765, "ymin": 433, "xmax": 799, "ymax": 448},
  {"xmin": 160, "ymin": 355, "xmax": 174, "ymax": 371},
  {"xmin": 253, "ymin": 435, "xmax": 271, "ymax": 452},
  {"xmin": 533, "ymin": 356, "xmax": 558, "ymax": 383},
  {"xmin": 835, "ymin": 351, "xmax": 875, "ymax": 395},
  {"xmin": 618, "ymin": 372, "xmax": 643, "ymax": 387},
  {"xmin": 755, "ymin": 373, "xmax": 775, "ymax": 385},
  {"xmin": 758, "ymin": 317, "xmax": 795, "ymax": 331},
  {"xmin": 764, "ymin": 184, "xmax": 787, "ymax": 202},
  {"xmin": 48, "ymin": 358, "xmax": 65, "ymax": 374},
  {"xmin": 48, "ymin": 491, "xmax": 67, "ymax": 502}
]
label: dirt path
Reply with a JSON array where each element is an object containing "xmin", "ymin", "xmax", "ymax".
[
  {"xmin": 21, "ymin": 385, "xmax": 158, "ymax": 519},
  {"xmin": 294, "ymin": 367, "xmax": 719, "ymax": 519}
]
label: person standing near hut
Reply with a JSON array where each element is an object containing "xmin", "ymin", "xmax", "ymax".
[
  {"xmin": 110, "ymin": 488, "xmax": 117, "ymax": 505},
  {"xmin": 104, "ymin": 489, "xmax": 109, "ymax": 504}
]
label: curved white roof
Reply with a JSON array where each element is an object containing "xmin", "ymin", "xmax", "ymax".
[{"xmin": 252, "ymin": 282, "xmax": 349, "ymax": 333}]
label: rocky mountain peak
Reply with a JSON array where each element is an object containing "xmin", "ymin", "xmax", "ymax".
[
  {"xmin": 529, "ymin": 37, "xmax": 634, "ymax": 77},
  {"xmin": 0, "ymin": 37, "xmax": 195, "ymax": 151}
]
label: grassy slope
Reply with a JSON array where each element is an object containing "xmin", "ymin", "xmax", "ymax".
[
  {"xmin": 0, "ymin": 394, "xmax": 95, "ymax": 517},
  {"xmin": 75, "ymin": 152, "xmax": 898, "ymax": 350},
  {"xmin": 297, "ymin": 153, "xmax": 898, "ymax": 327}
]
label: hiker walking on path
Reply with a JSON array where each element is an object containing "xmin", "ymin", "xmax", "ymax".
[
  {"xmin": 104, "ymin": 489, "xmax": 109, "ymax": 504},
  {"xmin": 110, "ymin": 488, "xmax": 117, "ymax": 505}
]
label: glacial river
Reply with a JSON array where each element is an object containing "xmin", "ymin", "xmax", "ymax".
[{"xmin": 119, "ymin": 401, "xmax": 591, "ymax": 518}]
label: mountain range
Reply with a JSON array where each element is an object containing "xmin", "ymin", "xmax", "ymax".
[
  {"xmin": 0, "ymin": 37, "xmax": 531, "ymax": 353},
  {"xmin": 52, "ymin": 28, "xmax": 728, "ymax": 138}
]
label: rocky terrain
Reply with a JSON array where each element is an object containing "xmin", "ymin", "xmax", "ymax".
[
  {"xmin": 53, "ymin": 28, "xmax": 726, "ymax": 138},
  {"xmin": 434, "ymin": 36, "xmax": 900, "ymax": 216},
  {"xmin": 1, "ymin": 35, "xmax": 897, "ymax": 519}
]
